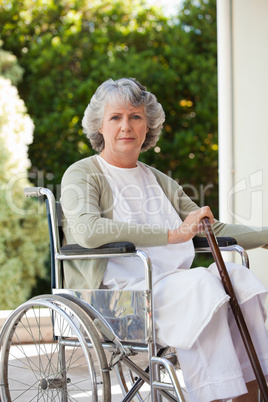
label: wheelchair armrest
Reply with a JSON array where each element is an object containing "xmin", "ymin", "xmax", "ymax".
[
  {"xmin": 193, "ymin": 236, "xmax": 237, "ymax": 249},
  {"xmin": 60, "ymin": 241, "xmax": 136, "ymax": 255},
  {"xmin": 61, "ymin": 238, "xmax": 237, "ymax": 254}
]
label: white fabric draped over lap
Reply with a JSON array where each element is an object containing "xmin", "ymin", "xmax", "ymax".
[{"xmin": 153, "ymin": 262, "xmax": 267, "ymax": 349}]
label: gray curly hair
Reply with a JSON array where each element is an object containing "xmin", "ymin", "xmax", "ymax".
[{"xmin": 82, "ymin": 78, "xmax": 165, "ymax": 152}]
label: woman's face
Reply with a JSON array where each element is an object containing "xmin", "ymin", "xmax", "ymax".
[{"xmin": 99, "ymin": 103, "xmax": 149, "ymax": 167}]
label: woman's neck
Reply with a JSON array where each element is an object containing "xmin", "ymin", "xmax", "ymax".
[{"xmin": 99, "ymin": 151, "xmax": 138, "ymax": 168}]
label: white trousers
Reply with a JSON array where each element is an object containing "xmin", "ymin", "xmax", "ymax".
[
  {"xmin": 152, "ymin": 264, "xmax": 268, "ymax": 402},
  {"xmin": 176, "ymin": 297, "xmax": 268, "ymax": 401},
  {"xmin": 107, "ymin": 260, "xmax": 268, "ymax": 401}
]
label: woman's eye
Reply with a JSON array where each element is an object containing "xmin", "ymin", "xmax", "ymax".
[
  {"xmin": 133, "ymin": 115, "xmax": 141, "ymax": 119},
  {"xmin": 111, "ymin": 116, "xmax": 119, "ymax": 120}
]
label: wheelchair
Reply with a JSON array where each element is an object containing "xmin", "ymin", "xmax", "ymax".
[{"xmin": 0, "ymin": 186, "xmax": 250, "ymax": 402}]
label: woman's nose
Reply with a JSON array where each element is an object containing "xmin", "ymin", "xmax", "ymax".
[{"xmin": 121, "ymin": 116, "xmax": 131, "ymax": 131}]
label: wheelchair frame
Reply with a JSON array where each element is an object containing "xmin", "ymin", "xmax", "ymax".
[{"xmin": 0, "ymin": 186, "xmax": 251, "ymax": 402}]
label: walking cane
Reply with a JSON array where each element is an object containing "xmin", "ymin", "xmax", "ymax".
[{"xmin": 202, "ymin": 217, "xmax": 268, "ymax": 401}]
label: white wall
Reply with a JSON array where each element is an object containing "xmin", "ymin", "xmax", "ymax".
[
  {"xmin": 231, "ymin": 0, "xmax": 268, "ymax": 290},
  {"xmin": 217, "ymin": 0, "xmax": 268, "ymax": 305}
]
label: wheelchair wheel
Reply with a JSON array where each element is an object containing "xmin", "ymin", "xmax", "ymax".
[
  {"xmin": 0, "ymin": 294, "xmax": 111, "ymax": 401},
  {"xmin": 115, "ymin": 347, "xmax": 187, "ymax": 401}
]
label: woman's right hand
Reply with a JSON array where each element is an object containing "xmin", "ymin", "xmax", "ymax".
[{"xmin": 168, "ymin": 206, "xmax": 215, "ymax": 244}]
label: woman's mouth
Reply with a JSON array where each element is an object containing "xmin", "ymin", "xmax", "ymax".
[{"xmin": 119, "ymin": 137, "xmax": 135, "ymax": 142}]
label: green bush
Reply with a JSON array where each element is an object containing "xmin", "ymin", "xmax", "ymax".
[{"xmin": 0, "ymin": 67, "xmax": 49, "ymax": 309}]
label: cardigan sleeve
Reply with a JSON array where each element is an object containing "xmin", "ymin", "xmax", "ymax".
[
  {"xmin": 206, "ymin": 221, "xmax": 268, "ymax": 250},
  {"xmin": 150, "ymin": 166, "xmax": 268, "ymax": 251},
  {"xmin": 176, "ymin": 185, "xmax": 268, "ymax": 250},
  {"xmin": 177, "ymin": 185, "xmax": 268, "ymax": 250}
]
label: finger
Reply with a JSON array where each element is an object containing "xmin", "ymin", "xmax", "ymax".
[
  {"xmin": 196, "ymin": 223, "xmax": 204, "ymax": 233},
  {"xmin": 200, "ymin": 207, "xmax": 215, "ymax": 224}
]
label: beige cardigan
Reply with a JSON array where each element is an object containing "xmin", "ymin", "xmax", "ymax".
[{"xmin": 61, "ymin": 155, "xmax": 268, "ymax": 289}]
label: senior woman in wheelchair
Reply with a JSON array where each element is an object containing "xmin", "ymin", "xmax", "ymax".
[{"xmin": 61, "ymin": 77, "xmax": 268, "ymax": 402}]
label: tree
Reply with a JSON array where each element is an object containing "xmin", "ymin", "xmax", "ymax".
[
  {"xmin": 0, "ymin": 49, "xmax": 49, "ymax": 309},
  {"xmin": 148, "ymin": 0, "xmax": 218, "ymax": 209},
  {"xmin": 0, "ymin": 0, "xmax": 218, "ymax": 213}
]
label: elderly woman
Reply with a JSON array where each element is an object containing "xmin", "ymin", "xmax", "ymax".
[{"xmin": 61, "ymin": 78, "xmax": 268, "ymax": 402}]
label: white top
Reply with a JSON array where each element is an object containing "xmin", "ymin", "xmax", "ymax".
[{"xmin": 97, "ymin": 156, "xmax": 195, "ymax": 289}]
